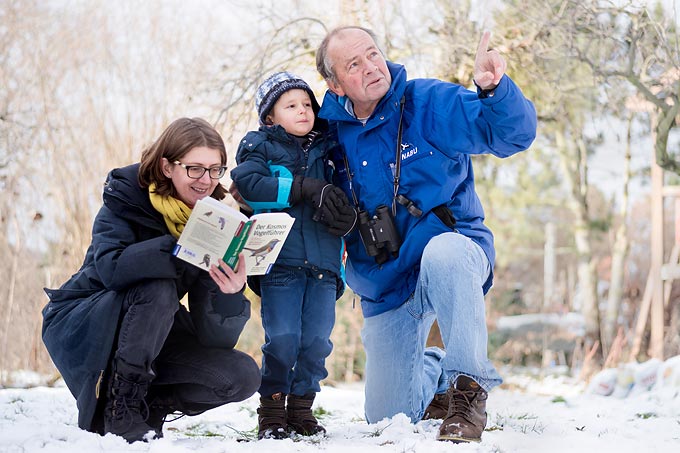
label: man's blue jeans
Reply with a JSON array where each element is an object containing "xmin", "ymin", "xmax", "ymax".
[
  {"xmin": 258, "ymin": 265, "xmax": 337, "ymax": 397},
  {"xmin": 361, "ymin": 232, "xmax": 502, "ymax": 423}
]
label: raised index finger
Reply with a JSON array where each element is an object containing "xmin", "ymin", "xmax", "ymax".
[{"xmin": 476, "ymin": 31, "xmax": 491, "ymax": 58}]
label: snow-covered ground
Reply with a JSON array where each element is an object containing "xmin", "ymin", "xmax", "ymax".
[{"xmin": 1, "ymin": 368, "xmax": 678, "ymax": 453}]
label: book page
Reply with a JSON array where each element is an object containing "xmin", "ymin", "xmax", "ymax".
[
  {"xmin": 240, "ymin": 212, "xmax": 295, "ymax": 275},
  {"xmin": 174, "ymin": 198, "xmax": 295, "ymax": 276},
  {"xmin": 174, "ymin": 197, "xmax": 247, "ymax": 270},
  {"xmin": 198, "ymin": 196, "xmax": 248, "ymax": 222}
]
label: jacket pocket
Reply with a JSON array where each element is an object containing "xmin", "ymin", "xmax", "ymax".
[
  {"xmin": 400, "ymin": 148, "xmax": 433, "ymax": 167},
  {"xmin": 44, "ymin": 287, "xmax": 97, "ymax": 303},
  {"xmin": 432, "ymin": 205, "xmax": 457, "ymax": 231}
]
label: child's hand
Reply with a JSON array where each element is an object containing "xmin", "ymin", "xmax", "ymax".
[{"xmin": 321, "ymin": 203, "xmax": 358, "ymax": 237}]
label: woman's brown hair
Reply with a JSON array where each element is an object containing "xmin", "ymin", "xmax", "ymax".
[{"xmin": 138, "ymin": 117, "xmax": 228, "ymax": 200}]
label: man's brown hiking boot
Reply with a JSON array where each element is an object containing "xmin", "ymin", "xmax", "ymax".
[
  {"xmin": 437, "ymin": 376, "xmax": 488, "ymax": 443},
  {"xmin": 422, "ymin": 392, "xmax": 449, "ymax": 420},
  {"xmin": 257, "ymin": 392, "xmax": 288, "ymax": 440},
  {"xmin": 286, "ymin": 393, "xmax": 326, "ymax": 436}
]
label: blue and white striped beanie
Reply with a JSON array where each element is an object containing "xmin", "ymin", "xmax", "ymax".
[{"xmin": 255, "ymin": 71, "xmax": 320, "ymax": 125}]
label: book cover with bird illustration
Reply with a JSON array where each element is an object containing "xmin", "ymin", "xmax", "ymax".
[{"xmin": 172, "ymin": 196, "xmax": 294, "ymax": 275}]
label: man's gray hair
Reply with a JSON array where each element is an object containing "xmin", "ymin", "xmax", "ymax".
[{"xmin": 316, "ymin": 26, "xmax": 384, "ymax": 83}]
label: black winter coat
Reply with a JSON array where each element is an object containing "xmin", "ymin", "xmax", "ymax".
[{"xmin": 41, "ymin": 163, "xmax": 252, "ymax": 432}]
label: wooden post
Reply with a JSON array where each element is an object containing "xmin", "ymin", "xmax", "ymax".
[
  {"xmin": 544, "ymin": 222, "xmax": 556, "ymax": 309},
  {"xmin": 630, "ymin": 272, "xmax": 653, "ymax": 359},
  {"xmin": 666, "ymin": 199, "xmax": 680, "ymax": 307}
]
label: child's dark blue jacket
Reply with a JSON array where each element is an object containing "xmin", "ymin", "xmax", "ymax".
[{"xmin": 231, "ymin": 124, "xmax": 345, "ymax": 296}]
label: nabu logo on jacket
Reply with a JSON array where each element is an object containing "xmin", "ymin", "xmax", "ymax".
[{"xmin": 400, "ymin": 142, "xmax": 419, "ymax": 161}]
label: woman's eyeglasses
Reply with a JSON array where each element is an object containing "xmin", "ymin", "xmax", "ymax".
[{"xmin": 173, "ymin": 161, "xmax": 227, "ymax": 179}]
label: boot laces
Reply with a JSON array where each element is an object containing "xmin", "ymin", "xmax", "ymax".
[
  {"xmin": 163, "ymin": 412, "xmax": 186, "ymax": 423},
  {"xmin": 447, "ymin": 388, "xmax": 479, "ymax": 424},
  {"xmin": 111, "ymin": 381, "xmax": 150, "ymax": 426}
]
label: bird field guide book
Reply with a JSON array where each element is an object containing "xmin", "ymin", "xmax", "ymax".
[{"xmin": 173, "ymin": 196, "xmax": 295, "ymax": 276}]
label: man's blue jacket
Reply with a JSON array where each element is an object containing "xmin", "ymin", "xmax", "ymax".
[{"xmin": 318, "ymin": 61, "xmax": 537, "ymax": 317}]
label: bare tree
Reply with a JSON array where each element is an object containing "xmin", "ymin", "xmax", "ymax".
[
  {"xmin": 0, "ymin": 0, "xmax": 66, "ymax": 377},
  {"xmin": 1, "ymin": 0, "xmax": 286, "ymax": 378},
  {"xmin": 483, "ymin": 0, "xmax": 606, "ymax": 368},
  {"xmin": 578, "ymin": 3, "xmax": 679, "ymax": 176},
  {"xmin": 565, "ymin": 0, "xmax": 679, "ymax": 360},
  {"xmin": 483, "ymin": 0, "xmax": 678, "ymax": 369},
  {"xmin": 603, "ymin": 115, "xmax": 633, "ymax": 351}
]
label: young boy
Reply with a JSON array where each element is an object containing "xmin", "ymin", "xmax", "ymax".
[{"xmin": 230, "ymin": 72, "xmax": 356, "ymax": 439}]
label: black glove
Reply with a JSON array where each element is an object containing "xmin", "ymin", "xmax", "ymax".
[
  {"xmin": 289, "ymin": 176, "xmax": 356, "ymax": 234},
  {"xmin": 322, "ymin": 202, "xmax": 358, "ymax": 237},
  {"xmin": 290, "ymin": 176, "xmax": 348, "ymax": 219},
  {"xmin": 289, "ymin": 176, "xmax": 327, "ymax": 206}
]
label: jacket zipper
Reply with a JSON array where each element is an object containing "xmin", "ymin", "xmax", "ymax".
[{"xmin": 95, "ymin": 369, "xmax": 104, "ymax": 399}]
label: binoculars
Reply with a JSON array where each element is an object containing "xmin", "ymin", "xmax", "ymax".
[{"xmin": 357, "ymin": 205, "xmax": 402, "ymax": 265}]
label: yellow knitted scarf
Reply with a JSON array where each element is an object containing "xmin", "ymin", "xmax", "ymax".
[{"xmin": 148, "ymin": 183, "xmax": 193, "ymax": 238}]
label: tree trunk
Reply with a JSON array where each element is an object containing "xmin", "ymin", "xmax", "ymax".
[
  {"xmin": 556, "ymin": 129, "xmax": 602, "ymax": 363},
  {"xmin": 575, "ymin": 230, "xmax": 601, "ymax": 358},
  {"xmin": 649, "ymin": 116, "xmax": 665, "ymax": 359},
  {"xmin": 1, "ymin": 215, "xmax": 21, "ymax": 378},
  {"xmin": 603, "ymin": 115, "xmax": 632, "ymax": 353}
]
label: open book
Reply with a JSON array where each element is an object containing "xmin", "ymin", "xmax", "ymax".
[{"xmin": 173, "ymin": 196, "xmax": 294, "ymax": 275}]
